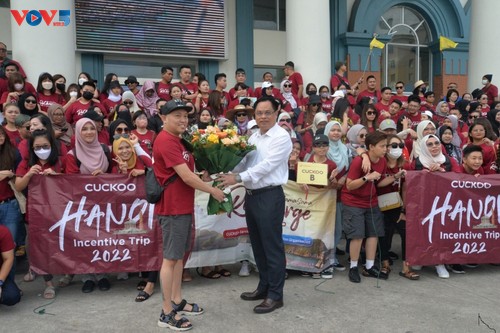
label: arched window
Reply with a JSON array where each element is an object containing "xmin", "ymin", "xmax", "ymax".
[{"xmin": 376, "ymin": 6, "xmax": 431, "ymax": 91}]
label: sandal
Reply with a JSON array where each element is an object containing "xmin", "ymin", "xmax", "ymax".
[
  {"xmin": 381, "ymin": 261, "xmax": 392, "ymax": 275},
  {"xmin": 196, "ymin": 268, "xmax": 221, "ymax": 279},
  {"xmin": 136, "ymin": 280, "xmax": 147, "ymax": 291},
  {"xmin": 135, "ymin": 290, "xmax": 153, "ymax": 302},
  {"xmin": 58, "ymin": 274, "xmax": 73, "ymax": 287},
  {"xmin": 172, "ymin": 299, "xmax": 204, "ymax": 316},
  {"xmin": 43, "ymin": 286, "xmax": 56, "ymax": 299},
  {"xmin": 399, "ymin": 270, "xmax": 420, "ymax": 280},
  {"xmin": 23, "ymin": 269, "xmax": 36, "ymax": 282},
  {"xmin": 217, "ymin": 268, "xmax": 232, "ymax": 277},
  {"xmin": 15, "ymin": 245, "xmax": 26, "ymax": 257},
  {"xmin": 158, "ymin": 310, "xmax": 192, "ymax": 331}
]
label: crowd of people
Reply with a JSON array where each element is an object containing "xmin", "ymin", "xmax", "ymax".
[{"xmin": 1, "ymin": 40, "xmax": 500, "ymax": 329}]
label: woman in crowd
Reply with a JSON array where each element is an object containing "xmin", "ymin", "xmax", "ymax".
[
  {"xmin": 136, "ymin": 80, "xmax": 160, "ymax": 117},
  {"xmin": 296, "ymin": 95, "xmax": 321, "ymax": 136},
  {"xmin": 410, "ymin": 120, "xmax": 436, "ymax": 161},
  {"xmin": 101, "ymin": 81, "xmax": 123, "ymax": 117},
  {"xmin": 487, "ymin": 108, "xmax": 500, "ymax": 137},
  {"xmin": 345, "ymin": 124, "xmax": 367, "ymax": 158},
  {"xmin": 53, "ymin": 74, "xmax": 77, "ymax": 111},
  {"xmin": 467, "ymin": 121, "xmax": 497, "ymax": 174},
  {"xmin": 434, "ymin": 101, "xmax": 450, "ymax": 126},
  {"xmin": 318, "ymin": 85, "xmax": 333, "ymax": 114},
  {"xmin": 170, "ymin": 84, "xmax": 183, "ymax": 101},
  {"xmin": 227, "ymin": 83, "xmax": 252, "ymax": 110},
  {"xmin": 121, "ymin": 91, "xmax": 141, "ymax": 115},
  {"xmin": 331, "ymin": 98, "xmax": 352, "ymax": 136},
  {"xmin": 278, "ymin": 112, "xmax": 301, "ymax": 143},
  {"xmin": 18, "ymin": 93, "xmax": 40, "ymax": 117},
  {"xmin": 194, "ymin": 79, "xmax": 210, "ymax": 112},
  {"xmin": 47, "ymin": 103, "xmax": 73, "ymax": 150},
  {"xmin": 378, "ymin": 134, "xmax": 418, "ymax": 280},
  {"xmin": 288, "ymin": 138, "xmax": 302, "ymax": 182},
  {"xmin": 84, "ymin": 106, "xmax": 110, "ymax": 145},
  {"xmin": 2, "ymin": 103, "xmax": 20, "ymax": 145},
  {"xmin": 438, "ymin": 125, "xmax": 462, "ymax": 164},
  {"xmin": 226, "ymin": 104, "xmax": 253, "ymax": 136},
  {"xmin": 302, "ymin": 83, "xmax": 317, "ymax": 105},
  {"xmin": 65, "ymin": 118, "xmax": 112, "ymax": 292},
  {"xmin": 408, "ymin": 134, "xmax": 460, "ymax": 277},
  {"xmin": 192, "ymin": 108, "xmax": 215, "ymax": 131},
  {"xmin": 1, "ymin": 73, "xmax": 32, "ymax": 108},
  {"xmin": 15, "ymin": 129, "xmax": 65, "ymax": 298},
  {"xmin": 99, "ymin": 73, "xmax": 119, "ymax": 103},
  {"xmin": 36, "ymin": 72, "xmax": 64, "ymax": 113},
  {"xmin": 131, "ymin": 110, "xmax": 156, "ymax": 156},
  {"xmin": 445, "ymin": 88, "xmax": 459, "ymax": 109},
  {"xmin": 280, "ymin": 79, "xmax": 301, "ymax": 116},
  {"xmin": 442, "ymin": 114, "xmax": 465, "ymax": 147},
  {"xmin": 478, "ymin": 93, "xmax": 490, "ymax": 116},
  {"xmin": 360, "ymin": 104, "xmax": 379, "ymax": 133},
  {"xmin": 207, "ymin": 90, "xmax": 225, "ymax": 119}
]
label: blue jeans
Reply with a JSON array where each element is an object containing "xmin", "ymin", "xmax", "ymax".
[
  {"xmin": 0, "ymin": 275, "xmax": 21, "ymax": 306},
  {"xmin": 0, "ymin": 199, "xmax": 21, "ymax": 246}
]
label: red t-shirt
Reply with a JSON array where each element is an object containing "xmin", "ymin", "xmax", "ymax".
[
  {"xmin": 457, "ymin": 164, "xmax": 484, "ymax": 176},
  {"xmin": 111, "ymin": 154, "xmax": 152, "ymax": 173},
  {"xmin": 254, "ymin": 87, "xmax": 281, "ymax": 99},
  {"xmin": 356, "ymin": 90, "xmax": 381, "ymax": 104},
  {"xmin": 16, "ymin": 157, "xmax": 65, "ymax": 176},
  {"xmin": 482, "ymin": 84, "xmax": 498, "ymax": 106},
  {"xmin": 377, "ymin": 164, "xmax": 403, "ymax": 196},
  {"xmin": 3, "ymin": 125, "xmax": 21, "ymax": 148},
  {"xmin": 178, "ymin": 82, "xmax": 199, "ymax": 96},
  {"xmin": 18, "ymin": 139, "xmax": 68, "ymax": 161},
  {"xmin": 0, "ymin": 82, "xmax": 37, "ymax": 106},
  {"xmin": 0, "ymin": 177, "xmax": 14, "ymax": 201},
  {"xmin": 157, "ymin": 82, "xmax": 172, "ymax": 101},
  {"xmin": 228, "ymin": 87, "xmax": 255, "ymax": 101},
  {"xmin": 341, "ymin": 156, "xmax": 387, "ymax": 208},
  {"xmin": 288, "ymin": 72, "xmax": 303, "ymax": 97},
  {"xmin": 38, "ymin": 93, "xmax": 65, "ymax": 112},
  {"xmin": 153, "ymin": 130, "xmax": 195, "ymax": 215},
  {"xmin": 390, "ymin": 95, "xmax": 408, "ymax": 104},
  {"xmin": 330, "ymin": 74, "xmax": 350, "ymax": 92},
  {"xmin": 321, "ymin": 99, "xmax": 333, "ymax": 114},
  {"xmin": 0, "ymin": 225, "xmax": 15, "ymax": 267},
  {"xmin": 102, "ymin": 98, "xmax": 121, "ymax": 117},
  {"xmin": 375, "ymin": 101, "xmax": 390, "ymax": 114},
  {"xmin": 131, "ymin": 129, "xmax": 156, "ymax": 155},
  {"xmin": 65, "ymin": 99, "xmax": 95, "ymax": 125}
]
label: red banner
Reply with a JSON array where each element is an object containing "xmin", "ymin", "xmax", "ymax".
[
  {"xmin": 28, "ymin": 175, "xmax": 162, "ymax": 275},
  {"xmin": 406, "ymin": 171, "xmax": 500, "ymax": 265}
]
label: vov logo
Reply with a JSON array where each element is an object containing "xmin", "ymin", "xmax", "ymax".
[{"xmin": 11, "ymin": 10, "xmax": 71, "ymax": 27}]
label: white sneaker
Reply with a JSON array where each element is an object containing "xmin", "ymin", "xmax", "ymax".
[
  {"xmin": 411, "ymin": 265, "xmax": 422, "ymax": 271},
  {"xmin": 117, "ymin": 272, "xmax": 129, "ymax": 280},
  {"xmin": 239, "ymin": 261, "xmax": 251, "ymax": 277},
  {"xmin": 435, "ymin": 265, "xmax": 449, "ymax": 279}
]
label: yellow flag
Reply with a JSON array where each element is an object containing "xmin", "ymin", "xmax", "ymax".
[
  {"xmin": 369, "ymin": 37, "xmax": 385, "ymax": 50},
  {"xmin": 439, "ymin": 36, "xmax": 458, "ymax": 51}
]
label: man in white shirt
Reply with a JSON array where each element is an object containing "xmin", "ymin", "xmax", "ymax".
[{"xmin": 218, "ymin": 96, "xmax": 292, "ymax": 314}]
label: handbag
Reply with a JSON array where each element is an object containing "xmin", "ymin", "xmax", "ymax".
[
  {"xmin": 144, "ymin": 167, "xmax": 178, "ymax": 204},
  {"xmin": 377, "ymin": 192, "xmax": 403, "ymax": 211},
  {"xmin": 8, "ymin": 179, "xmax": 26, "ymax": 214}
]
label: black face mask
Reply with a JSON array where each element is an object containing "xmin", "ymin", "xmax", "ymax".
[
  {"xmin": 420, "ymin": 87, "xmax": 427, "ymax": 93},
  {"xmin": 82, "ymin": 91, "xmax": 94, "ymax": 100},
  {"xmin": 307, "ymin": 90, "xmax": 317, "ymax": 96},
  {"xmin": 56, "ymin": 83, "xmax": 66, "ymax": 92}
]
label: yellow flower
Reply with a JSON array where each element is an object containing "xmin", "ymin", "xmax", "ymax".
[{"xmin": 207, "ymin": 133, "xmax": 220, "ymax": 144}]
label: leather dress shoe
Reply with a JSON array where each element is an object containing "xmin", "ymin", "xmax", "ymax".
[
  {"xmin": 253, "ymin": 298, "xmax": 283, "ymax": 314},
  {"xmin": 240, "ymin": 289, "xmax": 267, "ymax": 301},
  {"xmin": 82, "ymin": 280, "xmax": 95, "ymax": 293}
]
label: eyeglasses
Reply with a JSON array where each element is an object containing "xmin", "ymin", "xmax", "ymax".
[
  {"xmin": 236, "ymin": 113, "xmax": 247, "ymax": 117},
  {"xmin": 123, "ymin": 101, "xmax": 133, "ymax": 105},
  {"xmin": 389, "ymin": 142, "xmax": 405, "ymax": 149},
  {"xmin": 25, "ymin": 99, "xmax": 37, "ymax": 104},
  {"xmin": 358, "ymin": 134, "xmax": 366, "ymax": 138},
  {"xmin": 115, "ymin": 127, "xmax": 130, "ymax": 134},
  {"xmin": 284, "ymin": 84, "xmax": 292, "ymax": 88},
  {"xmin": 311, "ymin": 103, "xmax": 321, "ymax": 107},
  {"xmin": 366, "ymin": 111, "xmax": 376, "ymax": 116},
  {"xmin": 396, "ymin": 86, "xmax": 404, "ymax": 89},
  {"xmin": 426, "ymin": 141, "xmax": 441, "ymax": 147},
  {"xmin": 255, "ymin": 111, "xmax": 275, "ymax": 118},
  {"xmin": 33, "ymin": 144, "xmax": 51, "ymax": 151},
  {"xmin": 313, "ymin": 143, "xmax": 329, "ymax": 148}
]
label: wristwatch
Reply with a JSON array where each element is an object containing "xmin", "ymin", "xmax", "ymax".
[
  {"xmin": 362, "ymin": 176, "xmax": 367, "ymax": 182},
  {"xmin": 235, "ymin": 174, "xmax": 242, "ymax": 183}
]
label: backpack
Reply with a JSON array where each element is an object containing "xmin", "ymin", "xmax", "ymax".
[
  {"xmin": 74, "ymin": 144, "xmax": 112, "ymax": 173},
  {"xmin": 144, "ymin": 167, "xmax": 178, "ymax": 204}
]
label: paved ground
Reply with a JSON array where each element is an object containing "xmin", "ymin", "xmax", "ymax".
[{"xmin": 2, "ymin": 239, "xmax": 500, "ymax": 333}]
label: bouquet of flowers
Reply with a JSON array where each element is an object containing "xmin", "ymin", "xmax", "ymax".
[{"xmin": 190, "ymin": 125, "xmax": 255, "ymax": 215}]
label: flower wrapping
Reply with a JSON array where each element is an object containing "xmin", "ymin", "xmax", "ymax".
[{"xmin": 190, "ymin": 126, "xmax": 255, "ymax": 214}]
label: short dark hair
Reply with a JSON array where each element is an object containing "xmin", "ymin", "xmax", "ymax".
[
  {"xmin": 161, "ymin": 66, "xmax": 173, "ymax": 74},
  {"xmin": 365, "ymin": 131, "xmax": 387, "ymax": 150},
  {"xmin": 235, "ymin": 68, "xmax": 245, "ymax": 75},
  {"xmin": 214, "ymin": 73, "xmax": 226, "ymax": 85},
  {"xmin": 424, "ymin": 91, "xmax": 435, "ymax": 98},
  {"xmin": 254, "ymin": 96, "xmax": 279, "ymax": 112},
  {"xmin": 234, "ymin": 82, "xmax": 248, "ymax": 90},
  {"xmin": 366, "ymin": 75, "xmax": 376, "ymax": 81},
  {"xmin": 179, "ymin": 65, "xmax": 191, "ymax": 72},
  {"xmin": 334, "ymin": 61, "xmax": 345, "ymax": 71},
  {"xmin": 407, "ymin": 94, "xmax": 421, "ymax": 105},
  {"xmin": 391, "ymin": 99, "xmax": 402, "ymax": 107},
  {"xmin": 81, "ymin": 81, "xmax": 96, "ymax": 90},
  {"xmin": 285, "ymin": 61, "xmax": 295, "ymax": 68},
  {"xmin": 462, "ymin": 144, "xmax": 483, "ymax": 158},
  {"xmin": 156, "ymin": 98, "xmax": 166, "ymax": 105},
  {"xmin": 28, "ymin": 129, "xmax": 60, "ymax": 167},
  {"xmin": 262, "ymin": 71, "xmax": 272, "ymax": 79},
  {"xmin": 381, "ymin": 86, "xmax": 392, "ymax": 93}
]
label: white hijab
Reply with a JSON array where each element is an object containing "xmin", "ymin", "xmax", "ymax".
[{"xmin": 418, "ymin": 134, "xmax": 446, "ymax": 169}]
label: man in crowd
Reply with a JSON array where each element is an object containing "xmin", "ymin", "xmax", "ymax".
[
  {"xmin": 177, "ymin": 65, "xmax": 198, "ymax": 101},
  {"xmin": 481, "ymin": 74, "xmax": 499, "ymax": 106},
  {"xmin": 124, "ymin": 75, "xmax": 140, "ymax": 95},
  {"xmin": 156, "ymin": 66, "xmax": 174, "ymax": 101},
  {"xmin": 229, "ymin": 68, "xmax": 254, "ymax": 101},
  {"xmin": 214, "ymin": 73, "xmax": 231, "ymax": 111},
  {"xmin": 375, "ymin": 86, "xmax": 393, "ymax": 117},
  {"xmin": 357, "ymin": 75, "xmax": 380, "ymax": 103},
  {"xmin": 283, "ymin": 61, "xmax": 303, "ymax": 99}
]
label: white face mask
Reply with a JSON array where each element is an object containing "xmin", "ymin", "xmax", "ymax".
[
  {"xmin": 78, "ymin": 78, "xmax": 87, "ymax": 86},
  {"xmin": 14, "ymin": 83, "xmax": 24, "ymax": 91},
  {"xmin": 42, "ymin": 82, "xmax": 53, "ymax": 90},
  {"xmin": 482, "ymin": 79, "xmax": 488, "ymax": 85},
  {"xmin": 69, "ymin": 91, "xmax": 78, "ymax": 98},
  {"xmin": 35, "ymin": 148, "xmax": 51, "ymax": 160},
  {"xmin": 388, "ymin": 148, "xmax": 402, "ymax": 159}
]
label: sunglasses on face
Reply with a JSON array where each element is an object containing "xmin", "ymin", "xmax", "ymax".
[
  {"xmin": 469, "ymin": 115, "xmax": 479, "ymax": 119},
  {"xmin": 313, "ymin": 143, "xmax": 328, "ymax": 148},
  {"xmin": 311, "ymin": 103, "xmax": 321, "ymax": 107},
  {"xmin": 358, "ymin": 134, "xmax": 366, "ymax": 139},
  {"xmin": 115, "ymin": 127, "xmax": 130, "ymax": 134},
  {"xmin": 284, "ymin": 84, "xmax": 292, "ymax": 88},
  {"xmin": 396, "ymin": 86, "xmax": 404, "ymax": 89},
  {"xmin": 25, "ymin": 99, "xmax": 37, "ymax": 104},
  {"xmin": 426, "ymin": 141, "xmax": 441, "ymax": 147},
  {"xmin": 366, "ymin": 111, "xmax": 376, "ymax": 116},
  {"xmin": 123, "ymin": 101, "xmax": 133, "ymax": 105},
  {"xmin": 389, "ymin": 142, "xmax": 405, "ymax": 149},
  {"xmin": 236, "ymin": 113, "xmax": 247, "ymax": 117},
  {"xmin": 282, "ymin": 118, "xmax": 291, "ymax": 123}
]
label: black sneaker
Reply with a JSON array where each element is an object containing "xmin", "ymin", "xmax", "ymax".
[
  {"xmin": 450, "ymin": 264, "xmax": 465, "ymax": 274},
  {"xmin": 362, "ymin": 266, "xmax": 388, "ymax": 280},
  {"xmin": 388, "ymin": 251, "xmax": 399, "ymax": 260},
  {"xmin": 336, "ymin": 247, "xmax": 346, "ymax": 256},
  {"xmin": 348, "ymin": 267, "xmax": 361, "ymax": 283}
]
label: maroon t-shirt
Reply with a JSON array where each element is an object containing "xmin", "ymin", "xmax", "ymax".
[
  {"xmin": 228, "ymin": 87, "xmax": 255, "ymax": 101},
  {"xmin": 65, "ymin": 99, "xmax": 94, "ymax": 125},
  {"xmin": 341, "ymin": 156, "xmax": 387, "ymax": 208},
  {"xmin": 131, "ymin": 129, "xmax": 156, "ymax": 155},
  {"xmin": 0, "ymin": 225, "xmax": 15, "ymax": 267},
  {"xmin": 356, "ymin": 89, "xmax": 381, "ymax": 104},
  {"xmin": 38, "ymin": 93, "xmax": 65, "ymax": 112},
  {"xmin": 102, "ymin": 98, "xmax": 121, "ymax": 117},
  {"xmin": 3, "ymin": 125, "xmax": 21, "ymax": 148},
  {"xmin": 157, "ymin": 82, "xmax": 172, "ymax": 101},
  {"xmin": 288, "ymin": 72, "xmax": 303, "ymax": 97},
  {"xmin": 153, "ymin": 130, "xmax": 195, "ymax": 215}
]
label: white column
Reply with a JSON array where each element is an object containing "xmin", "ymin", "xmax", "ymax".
[
  {"xmin": 286, "ymin": 0, "xmax": 331, "ymax": 89},
  {"xmin": 10, "ymin": 0, "xmax": 75, "ymax": 83},
  {"xmin": 468, "ymin": 0, "xmax": 500, "ymax": 91}
]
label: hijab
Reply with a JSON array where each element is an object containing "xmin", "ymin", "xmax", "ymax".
[
  {"xmin": 135, "ymin": 80, "xmax": 159, "ymax": 117},
  {"xmin": 312, "ymin": 112, "xmax": 328, "ymax": 135},
  {"xmin": 47, "ymin": 103, "xmax": 73, "ymax": 145},
  {"xmin": 324, "ymin": 121, "xmax": 349, "ymax": 172},
  {"xmin": 412, "ymin": 120, "xmax": 436, "ymax": 160},
  {"xmin": 121, "ymin": 91, "xmax": 141, "ymax": 113},
  {"xmin": 435, "ymin": 101, "xmax": 449, "ymax": 117},
  {"xmin": 418, "ymin": 134, "xmax": 446, "ymax": 169},
  {"xmin": 346, "ymin": 124, "xmax": 365, "ymax": 146},
  {"xmin": 445, "ymin": 115, "xmax": 462, "ymax": 147},
  {"xmin": 73, "ymin": 118, "xmax": 109, "ymax": 174},
  {"xmin": 109, "ymin": 119, "xmax": 130, "ymax": 145},
  {"xmin": 438, "ymin": 125, "xmax": 462, "ymax": 164},
  {"xmin": 280, "ymin": 80, "xmax": 297, "ymax": 109},
  {"xmin": 112, "ymin": 137, "xmax": 136, "ymax": 170},
  {"xmin": 278, "ymin": 113, "xmax": 297, "ymax": 139},
  {"xmin": 18, "ymin": 92, "xmax": 39, "ymax": 116}
]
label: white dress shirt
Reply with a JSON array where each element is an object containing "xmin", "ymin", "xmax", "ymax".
[{"xmin": 238, "ymin": 123, "xmax": 292, "ymax": 190}]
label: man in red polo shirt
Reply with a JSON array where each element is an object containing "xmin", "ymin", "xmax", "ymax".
[
  {"xmin": 481, "ymin": 74, "xmax": 498, "ymax": 107},
  {"xmin": 283, "ymin": 61, "xmax": 303, "ymax": 99},
  {"xmin": 156, "ymin": 66, "xmax": 174, "ymax": 101},
  {"xmin": 356, "ymin": 75, "xmax": 380, "ymax": 104}
]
